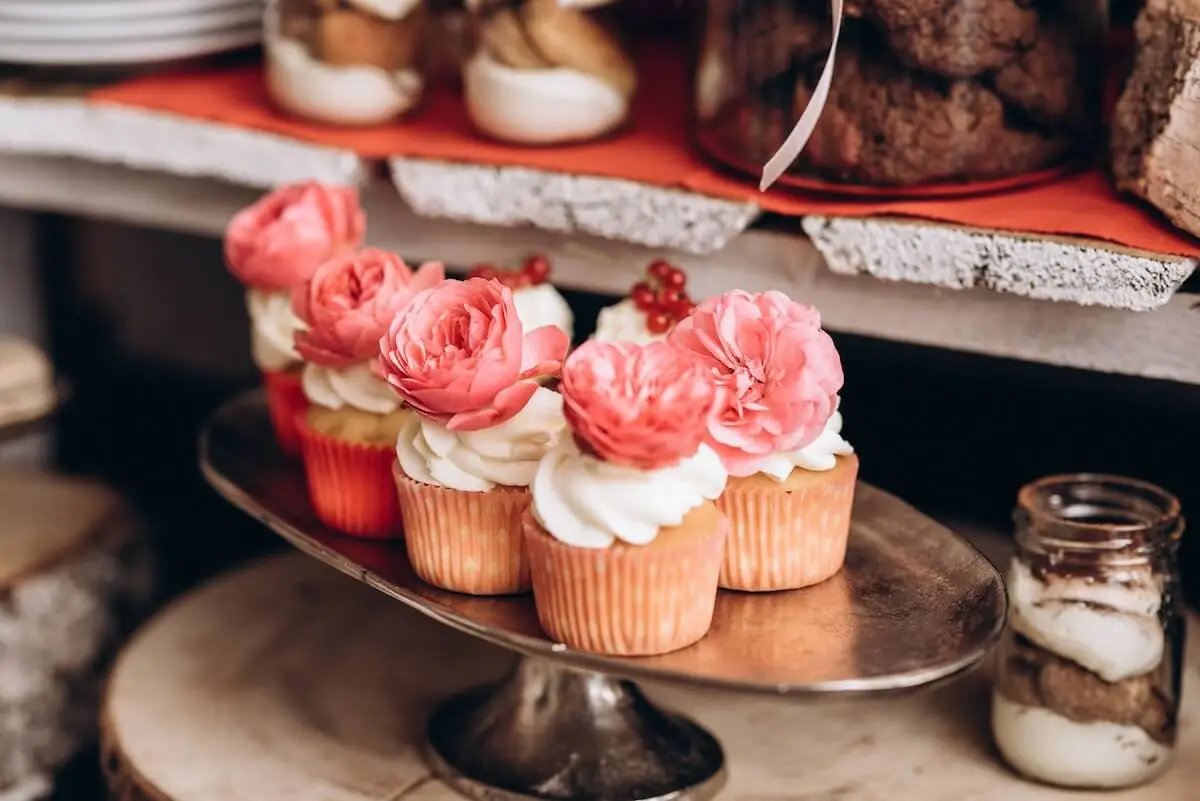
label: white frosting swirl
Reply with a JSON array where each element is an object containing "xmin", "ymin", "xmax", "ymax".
[
  {"xmin": 246, "ymin": 288, "xmax": 304, "ymax": 372},
  {"xmin": 346, "ymin": 0, "xmax": 421, "ymax": 20},
  {"xmin": 532, "ymin": 436, "xmax": 727, "ymax": 549},
  {"xmin": 396, "ymin": 387, "xmax": 566, "ymax": 492},
  {"xmin": 302, "ymin": 361, "xmax": 400, "ymax": 415},
  {"xmin": 756, "ymin": 406, "xmax": 854, "ymax": 481},
  {"xmin": 591, "ymin": 298, "xmax": 663, "ymax": 345},
  {"xmin": 512, "ymin": 283, "xmax": 574, "ymax": 341}
]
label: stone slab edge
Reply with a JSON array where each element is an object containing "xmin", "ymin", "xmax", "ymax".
[
  {"xmin": 389, "ymin": 156, "xmax": 762, "ymax": 255},
  {"xmin": 0, "ymin": 96, "xmax": 368, "ymax": 190},
  {"xmin": 803, "ymin": 216, "xmax": 1197, "ymax": 312}
]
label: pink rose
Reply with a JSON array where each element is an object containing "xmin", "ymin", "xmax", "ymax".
[
  {"xmin": 294, "ymin": 248, "xmax": 445, "ymax": 367},
  {"xmin": 560, "ymin": 340, "xmax": 722, "ymax": 471},
  {"xmin": 224, "ymin": 182, "xmax": 365, "ymax": 292},
  {"xmin": 668, "ymin": 290, "xmax": 843, "ymax": 477},
  {"xmin": 379, "ymin": 278, "xmax": 569, "ymax": 431}
]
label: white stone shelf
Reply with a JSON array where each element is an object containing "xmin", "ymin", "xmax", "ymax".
[
  {"xmin": 1, "ymin": 153, "xmax": 1198, "ymax": 385},
  {"xmin": 0, "ymin": 92, "xmax": 1194, "ymax": 309}
]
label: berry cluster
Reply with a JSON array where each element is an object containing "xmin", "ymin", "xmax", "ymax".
[
  {"xmin": 469, "ymin": 254, "xmax": 552, "ymax": 289},
  {"xmin": 631, "ymin": 260, "xmax": 694, "ymax": 334}
]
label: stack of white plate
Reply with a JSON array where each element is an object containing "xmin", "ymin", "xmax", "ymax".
[{"xmin": 0, "ymin": 0, "xmax": 264, "ymax": 66}]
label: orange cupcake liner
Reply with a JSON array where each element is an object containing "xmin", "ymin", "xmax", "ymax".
[
  {"xmin": 394, "ymin": 465, "xmax": 531, "ymax": 595},
  {"xmin": 295, "ymin": 415, "xmax": 402, "ymax": 539},
  {"xmin": 523, "ymin": 510, "xmax": 727, "ymax": 656},
  {"xmin": 716, "ymin": 458, "xmax": 858, "ymax": 592},
  {"xmin": 262, "ymin": 368, "xmax": 308, "ymax": 458}
]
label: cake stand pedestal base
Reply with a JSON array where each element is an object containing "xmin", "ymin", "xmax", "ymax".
[{"xmin": 427, "ymin": 657, "xmax": 726, "ymax": 801}]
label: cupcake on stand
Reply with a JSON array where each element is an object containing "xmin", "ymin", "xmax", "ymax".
[
  {"xmin": 223, "ymin": 182, "xmax": 365, "ymax": 456},
  {"xmin": 379, "ymin": 277, "xmax": 569, "ymax": 595},
  {"xmin": 593, "ymin": 260, "xmax": 696, "ymax": 343},
  {"xmin": 524, "ymin": 339, "xmax": 729, "ymax": 655},
  {"xmin": 669, "ymin": 290, "xmax": 856, "ymax": 591},
  {"xmin": 292, "ymin": 248, "xmax": 443, "ymax": 539}
]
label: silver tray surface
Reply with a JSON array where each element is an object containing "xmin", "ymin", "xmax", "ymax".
[{"xmin": 200, "ymin": 390, "xmax": 1007, "ymax": 696}]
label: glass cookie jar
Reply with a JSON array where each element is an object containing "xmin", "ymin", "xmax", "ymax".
[
  {"xmin": 992, "ymin": 475, "xmax": 1185, "ymax": 789},
  {"xmin": 462, "ymin": 0, "xmax": 637, "ymax": 144},
  {"xmin": 693, "ymin": 0, "xmax": 1107, "ymax": 189},
  {"xmin": 265, "ymin": 0, "xmax": 429, "ymax": 126}
]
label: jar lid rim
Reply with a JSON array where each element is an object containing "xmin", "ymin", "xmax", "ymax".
[{"xmin": 1017, "ymin": 473, "xmax": 1182, "ymax": 537}]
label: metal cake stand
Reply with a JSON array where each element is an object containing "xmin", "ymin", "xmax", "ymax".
[{"xmin": 199, "ymin": 391, "xmax": 1007, "ymax": 801}]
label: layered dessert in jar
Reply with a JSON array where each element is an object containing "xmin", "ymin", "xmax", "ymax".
[
  {"xmin": 991, "ymin": 475, "xmax": 1184, "ymax": 789},
  {"xmin": 463, "ymin": 0, "xmax": 637, "ymax": 144},
  {"xmin": 266, "ymin": 0, "xmax": 428, "ymax": 125},
  {"xmin": 694, "ymin": 0, "xmax": 1104, "ymax": 187}
]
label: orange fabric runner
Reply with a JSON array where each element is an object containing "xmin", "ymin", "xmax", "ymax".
[{"xmin": 89, "ymin": 45, "xmax": 1200, "ymax": 259}]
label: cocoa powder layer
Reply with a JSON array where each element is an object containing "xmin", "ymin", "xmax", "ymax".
[{"xmin": 998, "ymin": 637, "xmax": 1174, "ymax": 745}]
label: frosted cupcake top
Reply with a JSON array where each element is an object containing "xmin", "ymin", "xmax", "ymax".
[
  {"xmin": 593, "ymin": 260, "xmax": 696, "ymax": 344},
  {"xmin": 379, "ymin": 277, "xmax": 569, "ymax": 491},
  {"xmin": 294, "ymin": 248, "xmax": 443, "ymax": 414},
  {"xmin": 469, "ymin": 255, "xmax": 574, "ymax": 344},
  {"xmin": 532, "ymin": 340, "xmax": 727, "ymax": 548},
  {"xmin": 668, "ymin": 289, "xmax": 845, "ymax": 479}
]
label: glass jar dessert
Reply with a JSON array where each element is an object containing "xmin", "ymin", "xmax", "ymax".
[
  {"xmin": 265, "ymin": 0, "xmax": 429, "ymax": 126},
  {"xmin": 462, "ymin": 0, "xmax": 637, "ymax": 144},
  {"xmin": 694, "ymin": 0, "xmax": 1107, "ymax": 189},
  {"xmin": 992, "ymin": 474, "xmax": 1185, "ymax": 789}
]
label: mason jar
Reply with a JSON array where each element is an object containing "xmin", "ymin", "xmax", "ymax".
[
  {"xmin": 693, "ymin": 0, "xmax": 1106, "ymax": 189},
  {"xmin": 992, "ymin": 475, "xmax": 1185, "ymax": 789},
  {"xmin": 265, "ymin": 0, "xmax": 429, "ymax": 126},
  {"xmin": 462, "ymin": 0, "xmax": 637, "ymax": 144}
]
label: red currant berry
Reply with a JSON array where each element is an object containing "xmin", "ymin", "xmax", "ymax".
[
  {"xmin": 631, "ymin": 282, "xmax": 656, "ymax": 310},
  {"xmin": 523, "ymin": 254, "xmax": 551, "ymax": 284},
  {"xmin": 659, "ymin": 287, "xmax": 683, "ymax": 306},
  {"xmin": 671, "ymin": 298, "xmax": 697, "ymax": 319},
  {"xmin": 509, "ymin": 271, "xmax": 533, "ymax": 288},
  {"xmin": 663, "ymin": 267, "xmax": 687, "ymax": 289},
  {"xmin": 470, "ymin": 264, "xmax": 498, "ymax": 280},
  {"xmin": 648, "ymin": 260, "xmax": 674, "ymax": 283},
  {"xmin": 646, "ymin": 311, "xmax": 671, "ymax": 334}
]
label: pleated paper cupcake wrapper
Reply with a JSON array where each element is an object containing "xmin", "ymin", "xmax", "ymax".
[
  {"xmin": 394, "ymin": 465, "xmax": 531, "ymax": 595},
  {"xmin": 715, "ymin": 466, "xmax": 858, "ymax": 592},
  {"xmin": 523, "ymin": 510, "xmax": 727, "ymax": 656},
  {"xmin": 296, "ymin": 417, "xmax": 402, "ymax": 539},
  {"xmin": 262, "ymin": 368, "xmax": 308, "ymax": 458}
]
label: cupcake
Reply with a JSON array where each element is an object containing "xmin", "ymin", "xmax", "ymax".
[
  {"xmin": 468, "ymin": 254, "xmax": 574, "ymax": 342},
  {"xmin": 293, "ymin": 248, "xmax": 443, "ymax": 538},
  {"xmin": 524, "ymin": 340, "xmax": 729, "ymax": 656},
  {"xmin": 593, "ymin": 260, "xmax": 696, "ymax": 343},
  {"xmin": 224, "ymin": 182, "xmax": 365, "ymax": 456},
  {"xmin": 669, "ymin": 290, "xmax": 852, "ymax": 592},
  {"xmin": 378, "ymin": 277, "xmax": 568, "ymax": 594}
]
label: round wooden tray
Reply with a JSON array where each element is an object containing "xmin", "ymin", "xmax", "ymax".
[{"xmin": 102, "ymin": 553, "xmax": 1199, "ymax": 801}]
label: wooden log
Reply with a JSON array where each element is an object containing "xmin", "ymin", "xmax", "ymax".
[
  {"xmin": 1112, "ymin": 0, "xmax": 1200, "ymax": 239},
  {"xmin": 103, "ymin": 552, "xmax": 1200, "ymax": 801},
  {"xmin": 0, "ymin": 472, "xmax": 153, "ymax": 801}
]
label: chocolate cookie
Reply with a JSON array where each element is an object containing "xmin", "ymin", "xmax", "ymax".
[
  {"xmin": 852, "ymin": 0, "xmax": 1038, "ymax": 78},
  {"xmin": 795, "ymin": 47, "xmax": 1070, "ymax": 185},
  {"xmin": 733, "ymin": 0, "xmax": 832, "ymax": 83},
  {"xmin": 993, "ymin": 24, "xmax": 1097, "ymax": 129}
]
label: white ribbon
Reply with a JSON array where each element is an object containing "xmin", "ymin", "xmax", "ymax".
[{"xmin": 759, "ymin": 0, "xmax": 845, "ymax": 192}]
